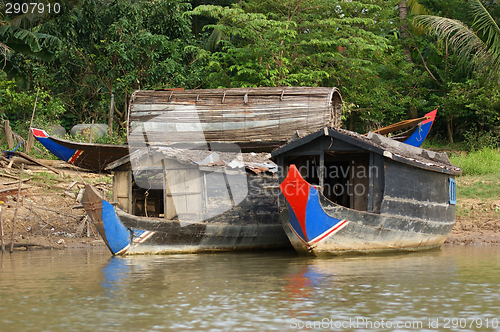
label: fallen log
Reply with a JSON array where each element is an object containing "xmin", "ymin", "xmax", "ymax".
[{"xmin": 11, "ymin": 152, "xmax": 60, "ymax": 175}]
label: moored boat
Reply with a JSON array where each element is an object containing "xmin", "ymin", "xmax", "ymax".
[
  {"xmin": 271, "ymin": 127, "xmax": 462, "ymax": 255},
  {"xmin": 31, "ymin": 128, "xmax": 128, "ymax": 172},
  {"xmin": 82, "ymin": 146, "xmax": 290, "ymax": 255}
]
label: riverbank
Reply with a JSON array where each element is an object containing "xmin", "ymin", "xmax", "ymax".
[
  {"xmin": 0, "ymin": 161, "xmax": 109, "ymax": 251},
  {"xmin": 0, "ymin": 160, "xmax": 498, "ymax": 251}
]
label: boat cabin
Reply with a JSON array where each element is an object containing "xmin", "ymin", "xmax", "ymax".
[
  {"xmin": 127, "ymin": 87, "xmax": 343, "ymax": 152},
  {"xmin": 271, "ymin": 127, "xmax": 462, "ymax": 221},
  {"xmin": 104, "ymin": 146, "xmax": 279, "ymax": 223}
]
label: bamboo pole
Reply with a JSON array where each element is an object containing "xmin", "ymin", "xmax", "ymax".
[
  {"xmin": 0, "ymin": 207, "xmax": 4, "ymax": 254},
  {"xmin": 10, "ymin": 164, "xmax": 24, "ymax": 253},
  {"xmin": 26, "ymin": 88, "xmax": 40, "ymax": 155}
]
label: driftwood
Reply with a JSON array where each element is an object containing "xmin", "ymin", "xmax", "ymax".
[
  {"xmin": 76, "ymin": 188, "xmax": 84, "ymax": 203},
  {"xmin": 76, "ymin": 215, "xmax": 96, "ymax": 237},
  {"xmin": 64, "ymin": 191, "xmax": 76, "ymax": 199},
  {"xmin": 4, "ymin": 242, "xmax": 62, "ymax": 250},
  {"xmin": 10, "ymin": 164, "xmax": 24, "ymax": 253},
  {"xmin": 0, "ymin": 171, "xmax": 20, "ymax": 180}
]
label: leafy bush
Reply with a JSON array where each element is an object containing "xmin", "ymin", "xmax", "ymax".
[
  {"xmin": 462, "ymin": 129, "xmax": 500, "ymax": 151},
  {"xmin": 0, "ymin": 73, "xmax": 65, "ymax": 135}
]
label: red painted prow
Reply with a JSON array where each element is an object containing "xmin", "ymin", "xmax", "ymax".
[
  {"xmin": 279, "ymin": 165, "xmax": 312, "ymax": 240},
  {"xmin": 422, "ymin": 109, "xmax": 437, "ymax": 125}
]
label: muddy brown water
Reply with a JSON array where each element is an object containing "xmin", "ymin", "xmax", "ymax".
[{"xmin": 1, "ymin": 246, "xmax": 499, "ymax": 331}]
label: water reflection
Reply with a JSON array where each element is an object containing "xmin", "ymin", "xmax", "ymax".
[{"xmin": 1, "ymin": 246, "xmax": 500, "ymax": 331}]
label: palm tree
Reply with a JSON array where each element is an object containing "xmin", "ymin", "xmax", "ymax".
[{"xmin": 413, "ymin": 0, "xmax": 500, "ymax": 79}]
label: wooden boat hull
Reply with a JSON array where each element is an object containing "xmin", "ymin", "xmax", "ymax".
[
  {"xmin": 403, "ymin": 109, "xmax": 436, "ymax": 147},
  {"xmin": 279, "ymin": 164, "xmax": 454, "ymax": 255},
  {"xmin": 82, "ymin": 184, "xmax": 290, "ymax": 255},
  {"xmin": 32, "ymin": 128, "xmax": 128, "ymax": 172}
]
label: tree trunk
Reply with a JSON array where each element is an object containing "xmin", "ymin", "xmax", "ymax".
[
  {"xmin": 399, "ymin": 1, "xmax": 412, "ymax": 62},
  {"xmin": 447, "ymin": 116, "xmax": 454, "ymax": 143}
]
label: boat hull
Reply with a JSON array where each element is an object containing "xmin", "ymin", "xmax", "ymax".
[
  {"xmin": 32, "ymin": 128, "xmax": 128, "ymax": 172},
  {"xmin": 403, "ymin": 109, "xmax": 437, "ymax": 147},
  {"xmin": 82, "ymin": 184, "xmax": 290, "ymax": 255},
  {"xmin": 279, "ymin": 165, "xmax": 454, "ymax": 256}
]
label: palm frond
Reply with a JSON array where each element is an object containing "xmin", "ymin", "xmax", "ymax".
[
  {"xmin": 407, "ymin": 0, "xmax": 429, "ymax": 16},
  {"xmin": 470, "ymin": 0, "xmax": 500, "ymax": 55},
  {"xmin": 413, "ymin": 15, "xmax": 485, "ymax": 60}
]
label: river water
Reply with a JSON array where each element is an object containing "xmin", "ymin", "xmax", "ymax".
[{"xmin": 0, "ymin": 245, "xmax": 499, "ymax": 332}]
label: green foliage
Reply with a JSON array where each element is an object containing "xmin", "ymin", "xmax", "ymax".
[
  {"xmin": 67, "ymin": 129, "xmax": 127, "ymax": 145},
  {"xmin": 17, "ymin": 0, "xmax": 204, "ymax": 127},
  {"xmin": 450, "ymin": 148, "xmax": 500, "ymax": 176},
  {"xmin": 0, "ymin": 0, "xmax": 63, "ymax": 88},
  {"xmin": 190, "ymin": 0, "xmax": 433, "ymax": 132},
  {"xmin": 0, "ymin": 73, "xmax": 66, "ymax": 133},
  {"xmin": 1, "ymin": 0, "xmax": 500, "ymax": 146}
]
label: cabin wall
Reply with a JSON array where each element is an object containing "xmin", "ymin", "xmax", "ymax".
[
  {"xmin": 163, "ymin": 159, "xmax": 203, "ymax": 220},
  {"xmin": 113, "ymin": 170, "xmax": 132, "ymax": 213},
  {"xmin": 368, "ymin": 153, "xmax": 385, "ymax": 213},
  {"xmin": 381, "ymin": 159, "xmax": 455, "ymax": 222}
]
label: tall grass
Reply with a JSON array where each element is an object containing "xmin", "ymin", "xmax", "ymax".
[{"xmin": 450, "ymin": 148, "xmax": 500, "ymax": 176}]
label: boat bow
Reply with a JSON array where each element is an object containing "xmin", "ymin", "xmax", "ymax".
[{"xmin": 279, "ymin": 165, "xmax": 349, "ymax": 248}]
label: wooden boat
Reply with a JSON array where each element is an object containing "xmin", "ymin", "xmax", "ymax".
[
  {"xmin": 82, "ymin": 146, "xmax": 290, "ymax": 255},
  {"xmin": 31, "ymin": 128, "xmax": 128, "ymax": 172},
  {"xmin": 271, "ymin": 127, "xmax": 462, "ymax": 255},
  {"xmin": 127, "ymin": 87, "xmax": 343, "ymax": 151},
  {"xmin": 372, "ymin": 109, "xmax": 437, "ymax": 147}
]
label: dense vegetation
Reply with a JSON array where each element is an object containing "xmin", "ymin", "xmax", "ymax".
[{"xmin": 1, "ymin": 0, "xmax": 500, "ymax": 150}]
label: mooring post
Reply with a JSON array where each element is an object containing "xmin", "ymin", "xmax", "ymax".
[{"xmin": 10, "ymin": 164, "xmax": 24, "ymax": 253}]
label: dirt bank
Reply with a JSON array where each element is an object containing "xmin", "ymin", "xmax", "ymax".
[
  {"xmin": 0, "ymin": 161, "xmax": 498, "ymax": 252},
  {"xmin": 0, "ymin": 162, "xmax": 108, "ymax": 251}
]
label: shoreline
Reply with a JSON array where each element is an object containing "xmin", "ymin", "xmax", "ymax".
[{"xmin": 1, "ymin": 164, "xmax": 499, "ymax": 252}]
